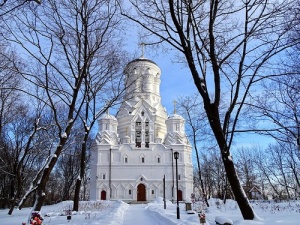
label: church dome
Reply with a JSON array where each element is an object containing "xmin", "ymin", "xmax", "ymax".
[
  {"xmin": 168, "ymin": 113, "xmax": 184, "ymax": 120},
  {"xmin": 100, "ymin": 113, "xmax": 117, "ymax": 121},
  {"xmin": 126, "ymin": 57, "xmax": 158, "ymax": 67},
  {"xmin": 124, "ymin": 57, "xmax": 161, "ymax": 75}
]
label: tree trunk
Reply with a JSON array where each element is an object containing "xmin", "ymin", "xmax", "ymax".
[
  {"xmin": 195, "ymin": 145, "xmax": 209, "ymax": 207},
  {"xmin": 29, "ymin": 142, "xmax": 68, "ymax": 211},
  {"xmin": 8, "ymin": 178, "xmax": 15, "ymax": 215},
  {"xmin": 73, "ymin": 133, "xmax": 88, "ymax": 211},
  {"xmin": 73, "ymin": 179, "xmax": 82, "ymax": 211},
  {"xmin": 34, "ymin": 188, "xmax": 46, "ymax": 211},
  {"xmin": 223, "ymin": 154, "xmax": 254, "ymax": 219},
  {"xmin": 207, "ymin": 105, "xmax": 254, "ymax": 219}
]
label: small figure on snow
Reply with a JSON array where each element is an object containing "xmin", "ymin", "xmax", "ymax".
[
  {"xmin": 198, "ymin": 211, "xmax": 206, "ymax": 225},
  {"xmin": 30, "ymin": 211, "xmax": 43, "ymax": 225}
]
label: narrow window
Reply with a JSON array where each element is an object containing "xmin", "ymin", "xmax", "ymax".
[
  {"xmin": 142, "ymin": 157, "xmax": 145, "ymax": 163},
  {"xmin": 129, "ymin": 190, "xmax": 132, "ymax": 195},
  {"xmin": 157, "ymin": 158, "xmax": 160, "ymax": 163},
  {"xmin": 152, "ymin": 190, "xmax": 154, "ymax": 194},
  {"xmin": 135, "ymin": 121, "xmax": 142, "ymax": 148},
  {"xmin": 178, "ymin": 174, "xmax": 181, "ymax": 180},
  {"xmin": 102, "ymin": 174, "xmax": 106, "ymax": 180},
  {"xmin": 145, "ymin": 121, "xmax": 149, "ymax": 148},
  {"xmin": 125, "ymin": 157, "xmax": 128, "ymax": 163}
]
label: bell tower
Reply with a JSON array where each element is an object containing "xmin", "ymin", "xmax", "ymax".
[{"xmin": 116, "ymin": 57, "xmax": 168, "ymax": 148}]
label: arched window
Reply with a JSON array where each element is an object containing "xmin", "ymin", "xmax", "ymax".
[{"xmin": 140, "ymin": 154, "xmax": 146, "ymax": 163}]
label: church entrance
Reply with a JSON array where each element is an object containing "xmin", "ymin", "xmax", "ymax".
[
  {"xmin": 177, "ymin": 190, "xmax": 183, "ymax": 201},
  {"xmin": 101, "ymin": 190, "xmax": 106, "ymax": 200},
  {"xmin": 137, "ymin": 183, "xmax": 146, "ymax": 201}
]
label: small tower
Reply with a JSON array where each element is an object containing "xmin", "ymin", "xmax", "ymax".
[{"xmin": 94, "ymin": 112, "xmax": 118, "ymax": 146}]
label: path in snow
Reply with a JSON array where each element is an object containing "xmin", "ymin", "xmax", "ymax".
[{"xmin": 121, "ymin": 204, "xmax": 176, "ymax": 225}]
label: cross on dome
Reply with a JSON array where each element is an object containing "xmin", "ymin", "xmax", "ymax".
[
  {"xmin": 173, "ymin": 100, "xmax": 177, "ymax": 114},
  {"xmin": 139, "ymin": 42, "xmax": 145, "ymax": 58}
]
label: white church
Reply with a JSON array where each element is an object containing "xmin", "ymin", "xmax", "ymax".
[{"xmin": 89, "ymin": 56, "xmax": 193, "ymax": 203}]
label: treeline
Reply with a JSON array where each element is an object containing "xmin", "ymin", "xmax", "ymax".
[
  {"xmin": 0, "ymin": 98, "xmax": 92, "ymax": 209},
  {"xmin": 193, "ymin": 144, "xmax": 299, "ymax": 201}
]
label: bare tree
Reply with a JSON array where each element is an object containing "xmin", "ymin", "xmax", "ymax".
[
  {"xmin": 254, "ymin": 142, "xmax": 300, "ymax": 200},
  {"xmin": 0, "ymin": 44, "xmax": 36, "ymax": 213},
  {"xmin": 249, "ymin": 9, "xmax": 300, "ymax": 195},
  {"xmin": 200, "ymin": 148, "xmax": 229, "ymax": 200},
  {"xmin": 176, "ymin": 93, "xmax": 212, "ymax": 206},
  {"xmin": 0, "ymin": 0, "xmax": 40, "ymax": 17},
  {"xmin": 0, "ymin": 44, "xmax": 22, "ymax": 135},
  {"xmin": 73, "ymin": 37, "xmax": 127, "ymax": 210},
  {"xmin": 0, "ymin": 100, "xmax": 53, "ymax": 214},
  {"xmin": 250, "ymin": 1, "xmax": 300, "ymax": 148},
  {"xmin": 121, "ymin": 0, "xmax": 298, "ymax": 219},
  {"xmin": 1, "ymin": 0, "xmax": 127, "ymax": 212},
  {"xmin": 235, "ymin": 147, "xmax": 260, "ymax": 200},
  {"xmin": 254, "ymin": 73, "xmax": 300, "ymax": 148}
]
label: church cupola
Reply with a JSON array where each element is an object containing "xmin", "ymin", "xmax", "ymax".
[
  {"xmin": 165, "ymin": 113, "xmax": 185, "ymax": 134},
  {"xmin": 98, "ymin": 112, "xmax": 118, "ymax": 133},
  {"xmin": 95, "ymin": 111, "xmax": 118, "ymax": 145},
  {"xmin": 164, "ymin": 102, "xmax": 190, "ymax": 145}
]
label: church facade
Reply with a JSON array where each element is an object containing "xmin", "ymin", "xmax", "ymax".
[{"xmin": 89, "ymin": 57, "xmax": 193, "ymax": 202}]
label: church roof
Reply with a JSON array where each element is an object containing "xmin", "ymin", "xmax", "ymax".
[
  {"xmin": 100, "ymin": 113, "xmax": 117, "ymax": 120},
  {"xmin": 168, "ymin": 113, "xmax": 184, "ymax": 120},
  {"xmin": 126, "ymin": 57, "xmax": 158, "ymax": 67}
]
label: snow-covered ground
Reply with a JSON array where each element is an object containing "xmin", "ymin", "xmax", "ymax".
[{"xmin": 1, "ymin": 198, "xmax": 299, "ymax": 225}]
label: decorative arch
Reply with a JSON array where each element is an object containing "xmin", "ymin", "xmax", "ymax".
[
  {"xmin": 123, "ymin": 154, "xmax": 128, "ymax": 163},
  {"xmin": 139, "ymin": 154, "xmax": 146, "ymax": 163},
  {"xmin": 155, "ymin": 154, "xmax": 161, "ymax": 163},
  {"xmin": 98, "ymin": 183, "xmax": 108, "ymax": 189}
]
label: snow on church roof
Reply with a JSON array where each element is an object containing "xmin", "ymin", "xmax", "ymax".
[
  {"xmin": 168, "ymin": 113, "xmax": 184, "ymax": 120},
  {"xmin": 127, "ymin": 57, "xmax": 158, "ymax": 66},
  {"xmin": 100, "ymin": 113, "xmax": 117, "ymax": 120}
]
